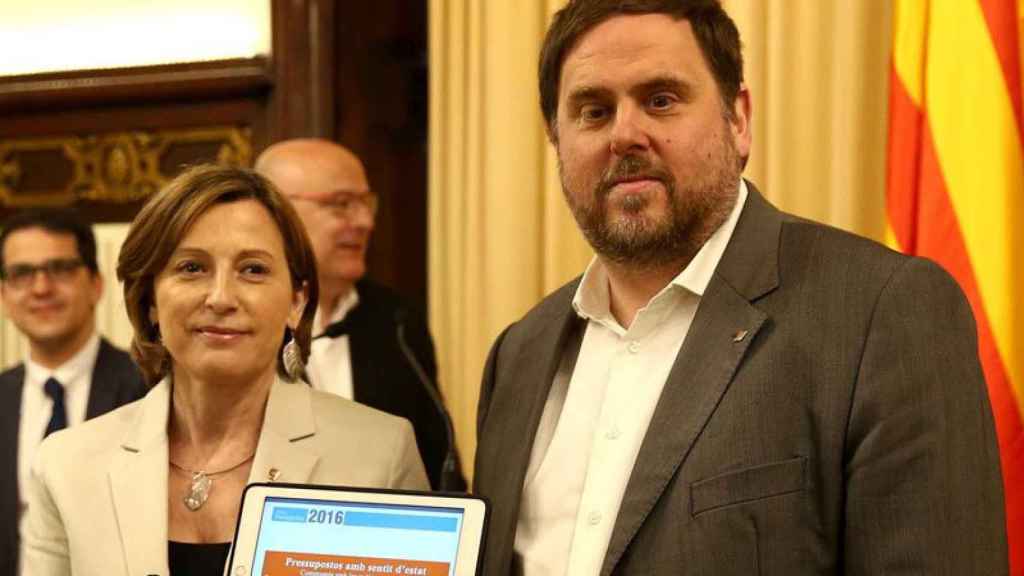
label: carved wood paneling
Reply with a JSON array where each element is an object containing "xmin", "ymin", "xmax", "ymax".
[
  {"xmin": 0, "ymin": 126, "xmax": 252, "ymax": 208},
  {"xmin": 0, "ymin": 58, "xmax": 270, "ymax": 222}
]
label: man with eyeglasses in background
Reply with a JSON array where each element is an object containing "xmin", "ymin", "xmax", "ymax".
[
  {"xmin": 256, "ymin": 139, "xmax": 465, "ymax": 491},
  {"xmin": 0, "ymin": 208, "xmax": 145, "ymax": 575}
]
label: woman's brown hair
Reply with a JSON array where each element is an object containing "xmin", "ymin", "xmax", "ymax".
[{"xmin": 116, "ymin": 164, "xmax": 320, "ymax": 385}]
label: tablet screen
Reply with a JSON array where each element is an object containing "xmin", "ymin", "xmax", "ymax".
[{"xmin": 250, "ymin": 496, "xmax": 466, "ymax": 576}]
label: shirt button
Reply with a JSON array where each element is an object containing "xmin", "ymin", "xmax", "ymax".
[
  {"xmin": 627, "ymin": 341, "xmax": 640, "ymax": 353},
  {"xmin": 606, "ymin": 426, "xmax": 621, "ymax": 440},
  {"xmin": 588, "ymin": 511, "xmax": 602, "ymax": 525}
]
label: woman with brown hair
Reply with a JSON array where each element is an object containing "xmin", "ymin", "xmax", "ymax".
[{"xmin": 22, "ymin": 165, "xmax": 428, "ymax": 575}]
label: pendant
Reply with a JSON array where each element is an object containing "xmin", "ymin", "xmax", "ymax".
[{"xmin": 184, "ymin": 471, "xmax": 212, "ymax": 511}]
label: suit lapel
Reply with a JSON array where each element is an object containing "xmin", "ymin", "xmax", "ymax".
[
  {"xmin": 479, "ymin": 286, "xmax": 584, "ymax": 573},
  {"xmin": 85, "ymin": 339, "xmax": 117, "ymax": 420},
  {"xmin": 0, "ymin": 369, "xmax": 24, "ymax": 556},
  {"xmin": 248, "ymin": 379, "xmax": 320, "ymax": 485},
  {"xmin": 106, "ymin": 378, "xmax": 318, "ymax": 575},
  {"xmin": 600, "ymin": 281, "xmax": 766, "ymax": 574},
  {"xmin": 339, "ymin": 292, "xmax": 383, "ymax": 409},
  {"xmin": 347, "ymin": 309, "xmax": 382, "ymax": 408},
  {"xmin": 0, "ymin": 369, "xmax": 24, "ymax": 473},
  {"xmin": 109, "ymin": 379, "xmax": 171, "ymax": 576},
  {"xmin": 601, "ymin": 184, "xmax": 783, "ymax": 575}
]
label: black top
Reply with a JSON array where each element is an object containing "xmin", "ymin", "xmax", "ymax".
[{"xmin": 168, "ymin": 541, "xmax": 230, "ymax": 576}]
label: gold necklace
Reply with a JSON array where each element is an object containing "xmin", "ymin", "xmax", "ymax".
[{"xmin": 170, "ymin": 452, "xmax": 256, "ymax": 511}]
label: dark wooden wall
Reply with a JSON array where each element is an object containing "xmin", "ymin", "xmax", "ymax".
[
  {"xmin": 0, "ymin": 59, "xmax": 271, "ymax": 222},
  {"xmin": 267, "ymin": 0, "xmax": 430, "ymax": 308},
  {"xmin": 334, "ymin": 1, "xmax": 429, "ymax": 310},
  {"xmin": 0, "ymin": 0, "xmax": 429, "ymax": 310}
]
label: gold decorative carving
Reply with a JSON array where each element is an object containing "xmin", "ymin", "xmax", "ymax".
[
  {"xmin": 0, "ymin": 126, "xmax": 252, "ymax": 207},
  {"xmin": 0, "ymin": 157, "xmax": 20, "ymax": 187}
]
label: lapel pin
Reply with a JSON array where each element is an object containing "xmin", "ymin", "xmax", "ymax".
[
  {"xmin": 732, "ymin": 330, "xmax": 748, "ymax": 343},
  {"xmin": 268, "ymin": 468, "xmax": 281, "ymax": 482}
]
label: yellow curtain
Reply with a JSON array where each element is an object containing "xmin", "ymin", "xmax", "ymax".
[
  {"xmin": 726, "ymin": 0, "xmax": 891, "ymax": 237},
  {"xmin": 428, "ymin": 0, "xmax": 590, "ymax": 478},
  {"xmin": 429, "ymin": 0, "xmax": 891, "ymax": 480}
]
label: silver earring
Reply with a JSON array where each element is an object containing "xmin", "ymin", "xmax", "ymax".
[{"xmin": 283, "ymin": 337, "xmax": 303, "ymax": 381}]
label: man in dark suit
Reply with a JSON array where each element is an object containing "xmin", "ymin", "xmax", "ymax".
[
  {"xmin": 473, "ymin": 1, "xmax": 1007, "ymax": 574},
  {"xmin": 256, "ymin": 139, "xmax": 464, "ymax": 491},
  {"xmin": 0, "ymin": 208, "xmax": 145, "ymax": 575}
]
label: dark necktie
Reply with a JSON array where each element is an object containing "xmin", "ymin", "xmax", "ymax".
[{"xmin": 43, "ymin": 377, "xmax": 67, "ymax": 438}]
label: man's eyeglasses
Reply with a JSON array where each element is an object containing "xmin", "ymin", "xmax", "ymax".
[
  {"xmin": 1, "ymin": 258, "xmax": 85, "ymax": 289},
  {"xmin": 298, "ymin": 192, "xmax": 379, "ymax": 219}
]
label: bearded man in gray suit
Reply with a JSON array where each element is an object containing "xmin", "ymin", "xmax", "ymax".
[{"xmin": 472, "ymin": 0, "xmax": 1008, "ymax": 574}]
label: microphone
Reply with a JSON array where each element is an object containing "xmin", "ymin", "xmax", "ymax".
[{"xmin": 394, "ymin": 308, "xmax": 462, "ymax": 492}]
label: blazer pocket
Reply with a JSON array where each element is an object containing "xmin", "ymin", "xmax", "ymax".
[{"xmin": 690, "ymin": 456, "xmax": 808, "ymax": 517}]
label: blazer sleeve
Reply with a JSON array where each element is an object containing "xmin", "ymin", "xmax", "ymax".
[
  {"xmin": 477, "ymin": 325, "xmax": 512, "ymax": 436},
  {"xmin": 388, "ymin": 418, "xmax": 431, "ymax": 491},
  {"xmin": 21, "ymin": 440, "xmax": 71, "ymax": 576},
  {"xmin": 843, "ymin": 258, "xmax": 1007, "ymax": 574}
]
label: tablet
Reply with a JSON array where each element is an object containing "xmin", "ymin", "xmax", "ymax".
[{"xmin": 228, "ymin": 483, "xmax": 489, "ymax": 576}]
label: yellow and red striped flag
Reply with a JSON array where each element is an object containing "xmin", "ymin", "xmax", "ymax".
[{"xmin": 887, "ymin": 0, "xmax": 1023, "ymax": 570}]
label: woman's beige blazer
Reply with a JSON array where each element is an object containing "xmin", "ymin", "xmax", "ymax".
[{"xmin": 22, "ymin": 377, "xmax": 429, "ymax": 576}]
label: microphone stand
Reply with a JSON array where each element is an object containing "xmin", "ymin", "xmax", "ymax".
[{"xmin": 395, "ymin": 310, "xmax": 462, "ymax": 492}]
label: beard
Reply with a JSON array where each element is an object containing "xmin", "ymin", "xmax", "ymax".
[{"xmin": 560, "ymin": 122, "xmax": 743, "ymax": 270}]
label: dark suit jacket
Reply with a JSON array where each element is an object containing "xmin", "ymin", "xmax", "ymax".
[
  {"xmin": 347, "ymin": 279, "xmax": 466, "ymax": 491},
  {"xmin": 474, "ymin": 185, "xmax": 1007, "ymax": 575},
  {"xmin": 0, "ymin": 337, "xmax": 145, "ymax": 575}
]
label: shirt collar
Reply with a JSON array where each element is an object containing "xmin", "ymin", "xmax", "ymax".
[
  {"xmin": 313, "ymin": 285, "xmax": 361, "ymax": 336},
  {"xmin": 572, "ymin": 179, "xmax": 749, "ymax": 321},
  {"xmin": 24, "ymin": 330, "xmax": 101, "ymax": 389},
  {"xmin": 674, "ymin": 178, "xmax": 748, "ymax": 297}
]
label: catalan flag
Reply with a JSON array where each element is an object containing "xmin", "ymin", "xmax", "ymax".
[{"xmin": 887, "ymin": 0, "xmax": 1023, "ymax": 571}]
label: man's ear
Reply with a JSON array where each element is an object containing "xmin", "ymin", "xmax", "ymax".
[
  {"xmin": 89, "ymin": 271, "xmax": 104, "ymax": 305},
  {"xmin": 729, "ymin": 84, "xmax": 752, "ymax": 161}
]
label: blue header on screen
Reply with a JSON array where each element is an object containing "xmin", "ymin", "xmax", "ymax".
[{"xmin": 265, "ymin": 496, "xmax": 464, "ymax": 515}]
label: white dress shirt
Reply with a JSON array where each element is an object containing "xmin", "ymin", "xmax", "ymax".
[
  {"xmin": 17, "ymin": 331, "xmax": 100, "ymax": 551},
  {"xmin": 307, "ymin": 288, "xmax": 359, "ymax": 399},
  {"xmin": 514, "ymin": 182, "xmax": 749, "ymax": 575}
]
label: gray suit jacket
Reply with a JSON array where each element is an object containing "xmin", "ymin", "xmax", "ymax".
[{"xmin": 474, "ymin": 185, "xmax": 1007, "ymax": 575}]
